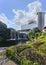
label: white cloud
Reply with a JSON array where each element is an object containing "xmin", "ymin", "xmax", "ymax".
[
  {"xmin": 27, "ymin": 1, "xmax": 42, "ymax": 12},
  {"xmin": 12, "ymin": 1, "xmax": 42, "ymax": 26},
  {"xmin": 0, "ymin": 13, "xmax": 16, "ymax": 29},
  {"xmin": 12, "ymin": 10, "xmax": 26, "ymax": 25},
  {"xmin": 0, "ymin": 13, "xmax": 10, "ymax": 26},
  {"xmin": 0, "ymin": 1, "xmax": 42, "ymax": 30},
  {"xmin": 0, "ymin": 13, "xmax": 22, "ymax": 30}
]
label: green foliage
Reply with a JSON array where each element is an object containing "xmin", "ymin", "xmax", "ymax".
[
  {"xmin": 6, "ymin": 42, "xmax": 43, "ymax": 65},
  {"xmin": 6, "ymin": 30, "xmax": 46, "ymax": 65},
  {"xmin": 28, "ymin": 31, "xmax": 34, "ymax": 40},
  {"xmin": 33, "ymin": 32, "xmax": 46, "ymax": 56},
  {"xmin": 20, "ymin": 57, "xmax": 31, "ymax": 65},
  {"xmin": 32, "ymin": 27, "xmax": 41, "ymax": 33},
  {"xmin": 6, "ymin": 46, "xmax": 16, "ymax": 59},
  {"xmin": 0, "ymin": 36, "xmax": 3, "ymax": 41},
  {"xmin": 28, "ymin": 27, "xmax": 41, "ymax": 41},
  {"xmin": 21, "ymin": 58, "xmax": 40, "ymax": 65},
  {"xmin": 16, "ymin": 44, "xmax": 32, "ymax": 54},
  {"xmin": 0, "ymin": 21, "xmax": 7, "ymax": 41},
  {"xmin": 0, "ymin": 21, "xmax": 7, "ymax": 27},
  {"xmin": 33, "ymin": 61, "xmax": 40, "ymax": 65}
]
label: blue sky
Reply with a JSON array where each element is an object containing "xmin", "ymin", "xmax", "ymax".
[
  {"xmin": 0, "ymin": 0, "xmax": 46, "ymax": 30},
  {"xmin": 0, "ymin": 0, "xmax": 46, "ymax": 19}
]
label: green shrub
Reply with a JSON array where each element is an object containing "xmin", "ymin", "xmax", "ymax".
[
  {"xmin": 20, "ymin": 57, "xmax": 31, "ymax": 65},
  {"xmin": 28, "ymin": 27, "xmax": 41, "ymax": 41},
  {"xmin": 16, "ymin": 44, "xmax": 32, "ymax": 54},
  {"xmin": 6, "ymin": 31, "xmax": 46, "ymax": 65},
  {"xmin": 33, "ymin": 61, "xmax": 40, "ymax": 65},
  {"xmin": 6, "ymin": 46, "xmax": 16, "ymax": 59}
]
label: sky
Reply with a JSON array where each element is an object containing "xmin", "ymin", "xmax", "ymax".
[{"xmin": 0, "ymin": 0, "xmax": 46, "ymax": 30}]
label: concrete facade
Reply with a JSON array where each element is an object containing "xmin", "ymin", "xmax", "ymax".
[{"xmin": 37, "ymin": 12, "xmax": 45, "ymax": 31}]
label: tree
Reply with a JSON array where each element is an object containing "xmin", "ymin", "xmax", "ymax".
[
  {"xmin": 32, "ymin": 27, "xmax": 41, "ymax": 33},
  {"xmin": 6, "ymin": 28, "xmax": 17, "ymax": 39},
  {"xmin": 0, "ymin": 21, "xmax": 7, "ymax": 41},
  {"xmin": 28, "ymin": 27, "xmax": 41, "ymax": 41}
]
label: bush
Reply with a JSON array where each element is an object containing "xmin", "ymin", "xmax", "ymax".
[
  {"xmin": 20, "ymin": 57, "xmax": 31, "ymax": 65},
  {"xmin": 6, "ymin": 32, "xmax": 46, "ymax": 65},
  {"xmin": 6, "ymin": 46, "xmax": 16, "ymax": 59},
  {"xmin": 28, "ymin": 27, "xmax": 41, "ymax": 41},
  {"xmin": 0, "ymin": 36, "xmax": 3, "ymax": 41}
]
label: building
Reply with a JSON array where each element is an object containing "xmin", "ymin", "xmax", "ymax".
[
  {"xmin": 18, "ymin": 12, "xmax": 45, "ymax": 32},
  {"xmin": 7, "ymin": 28, "xmax": 28, "ymax": 41},
  {"xmin": 7, "ymin": 28, "xmax": 17, "ymax": 40},
  {"xmin": 18, "ymin": 23, "xmax": 37, "ymax": 33},
  {"xmin": 17, "ymin": 32, "xmax": 28, "ymax": 41},
  {"xmin": 18, "ymin": 29, "xmax": 31, "ymax": 33},
  {"xmin": 37, "ymin": 12, "xmax": 45, "ymax": 31}
]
